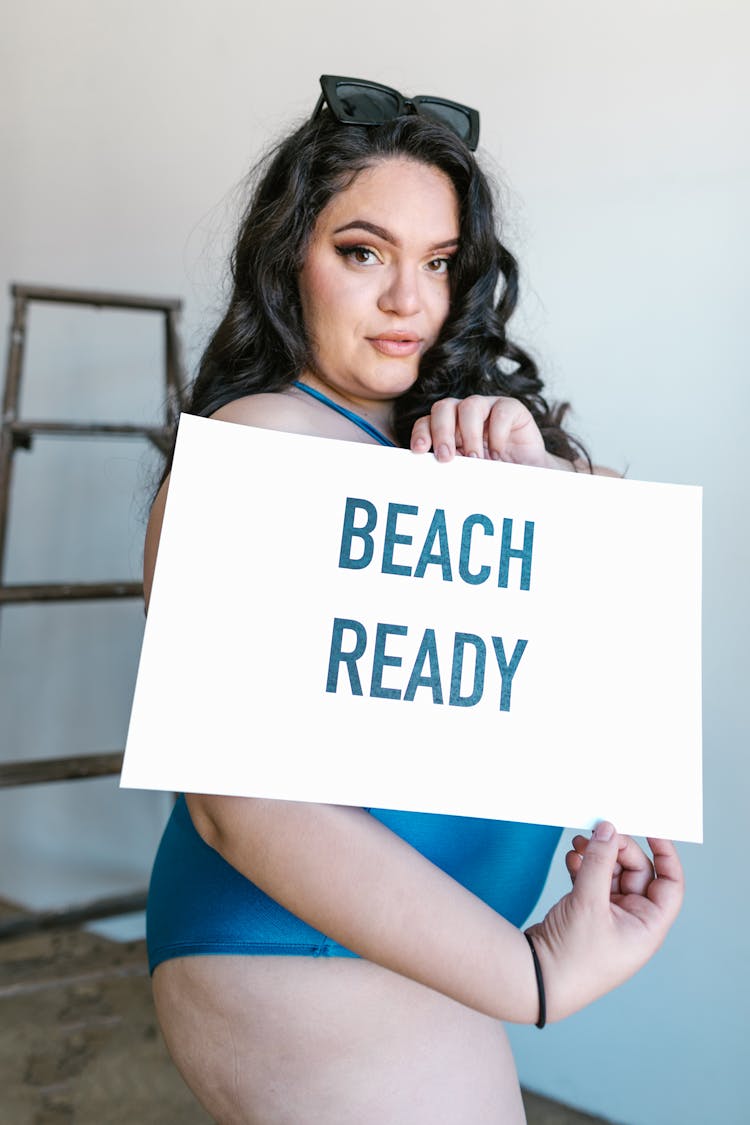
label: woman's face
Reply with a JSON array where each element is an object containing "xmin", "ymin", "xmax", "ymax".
[{"xmin": 298, "ymin": 157, "xmax": 460, "ymax": 415}]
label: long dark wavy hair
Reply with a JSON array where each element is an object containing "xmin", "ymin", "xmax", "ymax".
[{"xmin": 166, "ymin": 108, "xmax": 587, "ymax": 474}]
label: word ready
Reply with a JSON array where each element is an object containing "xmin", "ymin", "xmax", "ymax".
[{"xmin": 326, "ymin": 619, "xmax": 528, "ymax": 712}]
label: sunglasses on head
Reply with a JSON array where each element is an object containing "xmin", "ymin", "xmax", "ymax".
[{"xmin": 313, "ymin": 75, "xmax": 480, "ymax": 151}]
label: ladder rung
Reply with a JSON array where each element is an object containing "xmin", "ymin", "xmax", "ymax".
[
  {"xmin": 11, "ymin": 282, "xmax": 182, "ymax": 313},
  {"xmin": 10, "ymin": 420, "xmax": 172, "ymax": 440},
  {"xmin": 0, "ymin": 752, "xmax": 124, "ymax": 787},
  {"xmin": 0, "ymin": 581, "xmax": 143, "ymax": 604},
  {"xmin": 0, "ymin": 889, "xmax": 148, "ymax": 940}
]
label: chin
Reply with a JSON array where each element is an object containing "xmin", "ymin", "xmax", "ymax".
[{"xmin": 372, "ymin": 364, "xmax": 421, "ymax": 398}]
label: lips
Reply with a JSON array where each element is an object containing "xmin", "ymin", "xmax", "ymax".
[{"xmin": 367, "ymin": 333, "xmax": 422, "ymax": 358}]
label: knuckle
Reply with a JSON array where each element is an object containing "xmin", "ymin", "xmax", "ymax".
[
  {"xmin": 585, "ymin": 847, "xmax": 612, "ymax": 868},
  {"xmin": 430, "ymin": 397, "xmax": 458, "ymax": 415}
]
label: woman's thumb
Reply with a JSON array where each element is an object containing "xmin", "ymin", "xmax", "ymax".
[{"xmin": 572, "ymin": 821, "xmax": 619, "ymax": 903}]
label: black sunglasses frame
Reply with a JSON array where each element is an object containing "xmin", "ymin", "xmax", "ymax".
[{"xmin": 313, "ymin": 75, "xmax": 480, "ymax": 152}]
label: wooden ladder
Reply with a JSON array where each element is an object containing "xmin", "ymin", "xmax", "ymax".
[{"xmin": 0, "ymin": 282, "xmax": 186, "ymax": 938}]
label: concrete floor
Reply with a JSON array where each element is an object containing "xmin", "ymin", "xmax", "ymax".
[{"xmin": 0, "ymin": 902, "xmax": 611, "ymax": 1125}]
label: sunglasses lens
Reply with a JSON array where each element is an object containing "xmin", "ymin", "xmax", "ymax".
[
  {"xmin": 415, "ymin": 100, "xmax": 472, "ymax": 142},
  {"xmin": 333, "ymin": 83, "xmax": 401, "ymax": 124},
  {"xmin": 319, "ymin": 77, "xmax": 479, "ymax": 148}
]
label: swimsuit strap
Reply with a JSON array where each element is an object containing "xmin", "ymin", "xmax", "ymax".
[{"xmin": 292, "ymin": 380, "xmax": 396, "ymax": 447}]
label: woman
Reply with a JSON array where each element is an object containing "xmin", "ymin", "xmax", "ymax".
[{"xmin": 144, "ymin": 77, "xmax": 683, "ymax": 1124}]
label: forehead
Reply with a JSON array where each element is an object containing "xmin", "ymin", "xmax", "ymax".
[{"xmin": 313, "ymin": 157, "xmax": 460, "ymax": 238}]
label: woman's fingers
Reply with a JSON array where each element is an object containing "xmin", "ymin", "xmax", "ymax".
[
  {"xmin": 565, "ymin": 849, "xmax": 583, "ymax": 883},
  {"xmin": 569, "ymin": 821, "xmax": 621, "ymax": 905},
  {"xmin": 487, "ymin": 399, "xmax": 548, "ymax": 465},
  {"xmin": 644, "ymin": 838, "xmax": 685, "ymax": 920},
  {"xmin": 410, "ymin": 399, "xmax": 462, "ymax": 459},
  {"xmin": 611, "ymin": 838, "xmax": 684, "ymax": 946},
  {"xmin": 429, "ymin": 399, "xmax": 460, "ymax": 460},
  {"xmin": 435, "ymin": 397, "xmax": 496, "ymax": 460},
  {"xmin": 453, "ymin": 397, "xmax": 495, "ymax": 458},
  {"xmin": 615, "ymin": 836, "xmax": 655, "ymax": 896},
  {"xmin": 484, "ymin": 400, "xmax": 521, "ymax": 460},
  {"xmin": 409, "ymin": 396, "xmax": 549, "ymax": 465},
  {"xmin": 567, "ymin": 834, "xmax": 623, "ymax": 893},
  {"xmin": 567, "ymin": 830, "xmax": 682, "ymax": 921},
  {"xmin": 410, "ymin": 413, "xmax": 438, "ymax": 453}
]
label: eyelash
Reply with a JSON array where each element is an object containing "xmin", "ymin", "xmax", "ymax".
[
  {"xmin": 335, "ymin": 245, "xmax": 453, "ymax": 274},
  {"xmin": 335, "ymin": 245, "xmax": 379, "ymax": 266}
]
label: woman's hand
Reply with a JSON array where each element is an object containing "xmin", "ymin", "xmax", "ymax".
[
  {"xmin": 528, "ymin": 822, "xmax": 684, "ymax": 1022},
  {"xmin": 410, "ymin": 395, "xmax": 571, "ymax": 470}
]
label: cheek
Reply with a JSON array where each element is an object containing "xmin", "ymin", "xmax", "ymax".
[
  {"xmin": 301, "ymin": 261, "xmax": 340, "ymax": 322},
  {"xmin": 302, "ymin": 265, "xmax": 367, "ymax": 343}
]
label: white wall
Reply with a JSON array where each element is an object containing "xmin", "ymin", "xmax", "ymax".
[{"xmin": 1, "ymin": 2, "xmax": 747, "ymax": 1121}]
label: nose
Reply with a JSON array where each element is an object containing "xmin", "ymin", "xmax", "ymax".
[{"xmin": 377, "ymin": 265, "xmax": 421, "ymax": 318}]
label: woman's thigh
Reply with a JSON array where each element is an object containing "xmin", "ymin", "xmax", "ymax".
[{"xmin": 152, "ymin": 955, "xmax": 525, "ymax": 1125}]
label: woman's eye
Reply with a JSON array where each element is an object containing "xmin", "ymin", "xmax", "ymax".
[
  {"xmin": 425, "ymin": 257, "xmax": 451, "ymax": 275},
  {"xmin": 336, "ymin": 245, "xmax": 378, "ymax": 265}
]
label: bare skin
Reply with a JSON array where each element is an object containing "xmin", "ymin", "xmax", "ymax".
[{"xmin": 153, "ymin": 957, "xmax": 526, "ymax": 1124}]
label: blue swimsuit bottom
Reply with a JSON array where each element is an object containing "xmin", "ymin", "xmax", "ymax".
[
  {"xmin": 146, "ymin": 384, "xmax": 561, "ymax": 974},
  {"xmin": 147, "ymin": 796, "xmax": 561, "ymax": 973}
]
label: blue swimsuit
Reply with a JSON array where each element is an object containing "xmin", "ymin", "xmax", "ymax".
[{"xmin": 146, "ymin": 384, "xmax": 562, "ymax": 974}]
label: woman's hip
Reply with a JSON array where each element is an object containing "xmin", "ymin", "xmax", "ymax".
[{"xmin": 152, "ymin": 953, "xmax": 525, "ymax": 1125}]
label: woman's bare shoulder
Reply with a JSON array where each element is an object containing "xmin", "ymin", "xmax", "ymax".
[{"xmin": 211, "ymin": 391, "xmax": 313, "ymax": 433}]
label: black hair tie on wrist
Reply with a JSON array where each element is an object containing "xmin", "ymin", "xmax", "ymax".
[{"xmin": 524, "ymin": 931, "xmax": 547, "ymax": 1029}]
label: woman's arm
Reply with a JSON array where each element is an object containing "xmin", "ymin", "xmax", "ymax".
[
  {"xmin": 187, "ymin": 791, "xmax": 542, "ymax": 1022},
  {"xmin": 186, "ymin": 793, "xmax": 682, "ymax": 1026}
]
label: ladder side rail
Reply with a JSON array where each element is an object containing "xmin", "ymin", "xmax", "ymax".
[
  {"xmin": 164, "ymin": 307, "xmax": 188, "ymax": 430},
  {"xmin": 0, "ymin": 292, "xmax": 28, "ymax": 583}
]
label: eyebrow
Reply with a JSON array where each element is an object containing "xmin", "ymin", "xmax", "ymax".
[{"xmin": 332, "ymin": 220, "xmax": 459, "ymax": 251}]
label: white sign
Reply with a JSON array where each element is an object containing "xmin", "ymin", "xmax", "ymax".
[{"xmin": 121, "ymin": 414, "xmax": 703, "ymax": 842}]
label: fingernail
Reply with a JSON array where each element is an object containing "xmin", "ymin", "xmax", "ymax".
[
  {"xmin": 437, "ymin": 444, "xmax": 450, "ymax": 461},
  {"xmin": 468, "ymin": 451, "xmax": 479, "ymax": 459},
  {"xmin": 490, "ymin": 450, "xmax": 501, "ymax": 461},
  {"xmin": 594, "ymin": 821, "xmax": 614, "ymax": 841}
]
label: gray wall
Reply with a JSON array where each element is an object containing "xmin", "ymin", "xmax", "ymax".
[{"xmin": 2, "ymin": 2, "xmax": 747, "ymax": 1121}]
